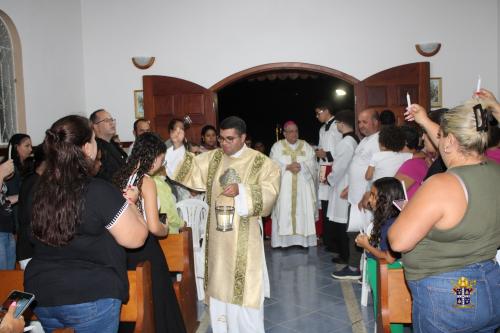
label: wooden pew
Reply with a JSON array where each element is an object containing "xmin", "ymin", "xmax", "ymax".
[
  {"xmin": 0, "ymin": 261, "xmax": 154, "ymax": 333},
  {"xmin": 376, "ymin": 258, "xmax": 412, "ymax": 333},
  {"xmin": 159, "ymin": 227, "xmax": 199, "ymax": 333}
]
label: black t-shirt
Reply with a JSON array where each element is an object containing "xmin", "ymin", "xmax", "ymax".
[
  {"xmin": 96, "ymin": 138, "xmax": 128, "ymax": 181},
  {"xmin": 0, "ymin": 183, "xmax": 14, "ymax": 233},
  {"xmin": 24, "ymin": 178, "xmax": 129, "ymax": 307},
  {"xmin": 16, "ymin": 172, "xmax": 38, "ymax": 260}
]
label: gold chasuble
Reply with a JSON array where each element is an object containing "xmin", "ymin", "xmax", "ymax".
[{"xmin": 172, "ymin": 146, "xmax": 280, "ymax": 309}]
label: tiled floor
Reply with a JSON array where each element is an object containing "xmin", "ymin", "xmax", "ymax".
[
  {"xmin": 262, "ymin": 242, "xmax": 374, "ymax": 333},
  {"xmin": 198, "ymin": 241, "xmax": 391, "ymax": 333}
]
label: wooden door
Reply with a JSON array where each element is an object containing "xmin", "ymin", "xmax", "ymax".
[
  {"xmin": 143, "ymin": 76, "xmax": 217, "ymax": 144},
  {"xmin": 355, "ymin": 62, "xmax": 430, "ymax": 125}
]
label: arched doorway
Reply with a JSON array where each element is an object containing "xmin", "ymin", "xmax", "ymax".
[
  {"xmin": 143, "ymin": 63, "xmax": 359, "ymax": 144},
  {"xmin": 211, "ymin": 63, "xmax": 359, "ymax": 152},
  {"xmin": 143, "ymin": 62, "xmax": 429, "ymax": 144},
  {"xmin": 210, "ymin": 62, "xmax": 359, "ymax": 91}
]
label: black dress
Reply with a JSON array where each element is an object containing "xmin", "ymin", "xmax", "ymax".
[{"xmin": 126, "ymin": 233, "xmax": 187, "ymax": 333}]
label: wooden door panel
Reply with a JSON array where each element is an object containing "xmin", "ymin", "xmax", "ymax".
[
  {"xmin": 143, "ymin": 76, "xmax": 216, "ymax": 143},
  {"xmin": 355, "ymin": 62, "xmax": 429, "ymax": 126}
]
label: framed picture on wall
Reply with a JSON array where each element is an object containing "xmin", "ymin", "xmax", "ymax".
[
  {"xmin": 430, "ymin": 78, "xmax": 442, "ymax": 108},
  {"xmin": 134, "ymin": 90, "xmax": 144, "ymax": 118}
]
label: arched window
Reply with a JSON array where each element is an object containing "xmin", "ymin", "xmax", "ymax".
[
  {"xmin": 0, "ymin": 17, "xmax": 16, "ymax": 143},
  {"xmin": 0, "ymin": 11, "xmax": 25, "ymax": 145}
]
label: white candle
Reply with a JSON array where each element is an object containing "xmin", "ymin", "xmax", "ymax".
[
  {"xmin": 476, "ymin": 75, "xmax": 481, "ymax": 93},
  {"xmin": 7, "ymin": 144, "xmax": 12, "ymax": 160},
  {"xmin": 400, "ymin": 179, "xmax": 408, "ymax": 201},
  {"xmin": 406, "ymin": 92, "xmax": 411, "ymax": 108}
]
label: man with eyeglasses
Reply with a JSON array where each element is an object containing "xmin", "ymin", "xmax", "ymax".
[
  {"xmin": 89, "ymin": 109, "xmax": 127, "ymax": 181},
  {"xmin": 269, "ymin": 121, "xmax": 318, "ymax": 248},
  {"xmin": 165, "ymin": 116, "xmax": 280, "ymax": 333},
  {"xmin": 314, "ymin": 103, "xmax": 342, "ymax": 254}
]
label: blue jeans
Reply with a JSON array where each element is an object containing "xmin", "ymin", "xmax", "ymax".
[
  {"xmin": 0, "ymin": 232, "xmax": 15, "ymax": 269},
  {"xmin": 34, "ymin": 298, "xmax": 121, "ymax": 333},
  {"xmin": 407, "ymin": 259, "xmax": 500, "ymax": 333}
]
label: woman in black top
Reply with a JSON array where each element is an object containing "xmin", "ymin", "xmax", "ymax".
[
  {"xmin": 16, "ymin": 144, "xmax": 46, "ymax": 269},
  {"xmin": 114, "ymin": 132, "xmax": 187, "ymax": 333},
  {"xmin": 24, "ymin": 115, "xmax": 148, "ymax": 333}
]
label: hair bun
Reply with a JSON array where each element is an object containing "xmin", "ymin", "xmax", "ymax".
[{"xmin": 46, "ymin": 129, "xmax": 63, "ymax": 144}]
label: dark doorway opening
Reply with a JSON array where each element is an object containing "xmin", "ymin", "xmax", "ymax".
[{"xmin": 217, "ymin": 72, "xmax": 354, "ymax": 154}]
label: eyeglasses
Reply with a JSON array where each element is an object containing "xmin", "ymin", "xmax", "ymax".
[
  {"xmin": 95, "ymin": 117, "xmax": 116, "ymax": 125},
  {"xmin": 217, "ymin": 135, "xmax": 240, "ymax": 144}
]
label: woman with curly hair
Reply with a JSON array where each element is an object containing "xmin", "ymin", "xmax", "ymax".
[
  {"xmin": 113, "ymin": 132, "xmax": 186, "ymax": 333},
  {"xmin": 355, "ymin": 177, "xmax": 405, "ymax": 333},
  {"xmin": 25, "ymin": 115, "xmax": 148, "ymax": 333}
]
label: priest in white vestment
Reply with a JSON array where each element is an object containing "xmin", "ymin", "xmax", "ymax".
[
  {"xmin": 165, "ymin": 116, "xmax": 281, "ymax": 333},
  {"xmin": 270, "ymin": 121, "xmax": 318, "ymax": 248}
]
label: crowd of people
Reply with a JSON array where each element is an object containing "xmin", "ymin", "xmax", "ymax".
[{"xmin": 0, "ymin": 88, "xmax": 499, "ymax": 333}]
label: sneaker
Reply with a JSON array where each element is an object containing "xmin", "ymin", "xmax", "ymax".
[{"xmin": 331, "ymin": 266, "xmax": 362, "ymax": 280}]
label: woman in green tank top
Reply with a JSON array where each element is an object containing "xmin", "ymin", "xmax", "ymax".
[{"xmin": 388, "ymin": 96, "xmax": 500, "ymax": 333}]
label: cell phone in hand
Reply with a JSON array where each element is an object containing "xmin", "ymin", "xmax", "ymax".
[{"xmin": 0, "ymin": 290, "xmax": 35, "ymax": 321}]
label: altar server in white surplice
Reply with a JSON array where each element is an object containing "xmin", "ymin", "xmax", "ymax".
[
  {"xmin": 315, "ymin": 104, "xmax": 342, "ymax": 252},
  {"xmin": 270, "ymin": 121, "xmax": 318, "ymax": 248},
  {"xmin": 326, "ymin": 110, "xmax": 359, "ymax": 265}
]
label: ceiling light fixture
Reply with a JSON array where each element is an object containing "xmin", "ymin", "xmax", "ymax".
[{"xmin": 335, "ymin": 89, "xmax": 346, "ymax": 96}]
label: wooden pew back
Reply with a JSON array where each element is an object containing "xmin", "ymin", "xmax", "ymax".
[
  {"xmin": 158, "ymin": 227, "xmax": 199, "ymax": 333},
  {"xmin": 377, "ymin": 259, "xmax": 412, "ymax": 333},
  {"xmin": 0, "ymin": 261, "xmax": 154, "ymax": 333}
]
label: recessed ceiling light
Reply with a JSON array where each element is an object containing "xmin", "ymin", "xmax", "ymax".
[{"xmin": 335, "ymin": 89, "xmax": 346, "ymax": 96}]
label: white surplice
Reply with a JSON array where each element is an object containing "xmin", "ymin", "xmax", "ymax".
[
  {"xmin": 270, "ymin": 139, "xmax": 318, "ymax": 248},
  {"xmin": 326, "ymin": 135, "xmax": 358, "ymax": 224},
  {"xmin": 317, "ymin": 117, "xmax": 343, "ymax": 200}
]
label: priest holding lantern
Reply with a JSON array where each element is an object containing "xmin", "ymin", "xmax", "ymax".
[{"xmin": 165, "ymin": 116, "xmax": 281, "ymax": 333}]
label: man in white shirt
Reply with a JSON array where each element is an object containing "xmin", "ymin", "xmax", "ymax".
[
  {"xmin": 315, "ymin": 104, "xmax": 342, "ymax": 253},
  {"xmin": 332, "ymin": 109, "xmax": 380, "ymax": 280},
  {"xmin": 270, "ymin": 121, "xmax": 318, "ymax": 248}
]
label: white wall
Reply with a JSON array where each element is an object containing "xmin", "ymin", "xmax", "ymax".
[
  {"xmin": 0, "ymin": 0, "xmax": 85, "ymax": 143},
  {"xmin": 80, "ymin": 0, "xmax": 499, "ymax": 141},
  {"xmin": 1, "ymin": 0, "xmax": 498, "ymax": 142}
]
